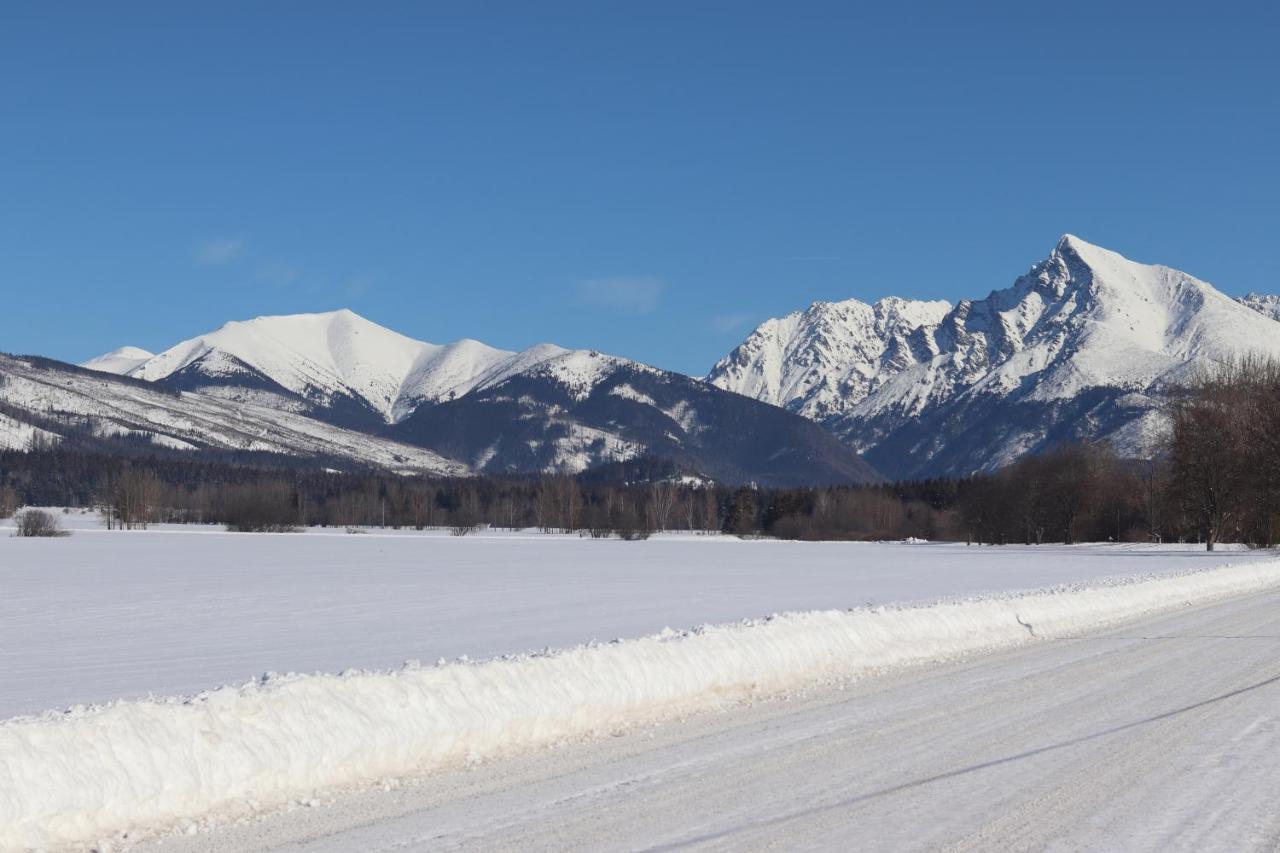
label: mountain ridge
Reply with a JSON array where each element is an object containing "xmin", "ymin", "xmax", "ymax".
[
  {"xmin": 1238, "ymin": 292, "xmax": 1280, "ymax": 321},
  {"xmin": 75, "ymin": 311, "xmax": 881, "ymax": 485},
  {"xmin": 710, "ymin": 235, "xmax": 1280, "ymax": 478},
  {"xmin": 71, "ymin": 235, "xmax": 1275, "ymax": 483}
]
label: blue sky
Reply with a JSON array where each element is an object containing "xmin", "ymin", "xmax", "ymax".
[{"xmin": 3, "ymin": 2, "xmax": 1277, "ymax": 374}]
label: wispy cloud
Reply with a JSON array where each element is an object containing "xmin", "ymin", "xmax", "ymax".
[
  {"xmin": 254, "ymin": 260, "xmax": 302, "ymax": 287},
  {"xmin": 196, "ymin": 235, "xmax": 367, "ymax": 299},
  {"xmin": 195, "ymin": 236, "xmax": 245, "ymax": 265},
  {"xmin": 710, "ymin": 312, "xmax": 755, "ymax": 334},
  {"xmin": 344, "ymin": 272, "xmax": 375, "ymax": 299},
  {"xmin": 576, "ymin": 276, "xmax": 663, "ymax": 314}
]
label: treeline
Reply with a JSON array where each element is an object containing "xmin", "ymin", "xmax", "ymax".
[
  {"xmin": 0, "ymin": 448, "xmax": 958, "ymax": 539},
  {"xmin": 1, "ymin": 357, "xmax": 1275, "ymax": 546},
  {"xmin": 1167, "ymin": 356, "xmax": 1280, "ymax": 549},
  {"xmin": 953, "ymin": 356, "xmax": 1280, "ymax": 549},
  {"xmin": 0, "ymin": 445, "xmax": 1063, "ymax": 542},
  {"xmin": 953, "ymin": 443, "xmax": 1159, "ymax": 545}
]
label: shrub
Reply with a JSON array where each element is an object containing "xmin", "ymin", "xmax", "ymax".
[{"xmin": 14, "ymin": 509, "xmax": 70, "ymax": 538}]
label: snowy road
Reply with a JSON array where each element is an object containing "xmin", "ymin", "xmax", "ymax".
[{"xmin": 152, "ymin": 587, "xmax": 1280, "ymax": 853}]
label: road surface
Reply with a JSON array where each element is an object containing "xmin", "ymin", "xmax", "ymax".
[{"xmin": 151, "ymin": 588, "xmax": 1280, "ymax": 852}]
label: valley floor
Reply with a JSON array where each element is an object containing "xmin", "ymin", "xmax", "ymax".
[
  {"xmin": 150, "ymin": 588, "xmax": 1280, "ymax": 852},
  {"xmin": 0, "ymin": 514, "xmax": 1263, "ymax": 716}
]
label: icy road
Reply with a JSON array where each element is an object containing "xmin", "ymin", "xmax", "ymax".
[{"xmin": 149, "ymin": 586, "xmax": 1280, "ymax": 853}]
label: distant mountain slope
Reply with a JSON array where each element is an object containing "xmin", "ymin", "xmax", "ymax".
[
  {"xmin": 82, "ymin": 312, "xmax": 881, "ymax": 485},
  {"xmin": 0, "ymin": 354, "xmax": 468, "ymax": 475},
  {"xmin": 81, "ymin": 346, "xmax": 154, "ymax": 375},
  {"xmin": 711, "ymin": 236, "xmax": 1280, "ymax": 479},
  {"xmin": 709, "ymin": 297, "xmax": 952, "ymax": 422},
  {"xmin": 392, "ymin": 354, "xmax": 882, "ymax": 486},
  {"xmin": 1238, "ymin": 292, "xmax": 1280, "ymax": 322}
]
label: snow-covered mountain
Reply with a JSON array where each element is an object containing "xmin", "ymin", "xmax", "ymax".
[
  {"xmin": 75, "ymin": 311, "xmax": 880, "ymax": 485},
  {"xmin": 708, "ymin": 297, "xmax": 952, "ymax": 423},
  {"xmin": 84, "ymin": 310, "xmax": 551, "ymax": 428},
  {"xmin": 81, "ymin": 346, "xmax": 155, "ymax": 375},
  {"xmin": 389, "ymin": 353, "xmax": 880, "ymax": 485},
  {"xmin": 1238, "ymin": 292, "xmax": 1280, "ymax": 322},
  {"xmin": 711, "ymin": 235, "xmax": 1280, "ymax": 479},
  {"xmin": 0, "ymin": 354, "xmax": 467, "ymax": 475}
]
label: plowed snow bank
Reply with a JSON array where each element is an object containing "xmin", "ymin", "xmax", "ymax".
[{"xmin": 3, "ymin": 559, "xmax": 1278, "ymax": 850}]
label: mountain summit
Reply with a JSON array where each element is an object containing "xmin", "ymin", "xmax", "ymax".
[
  {"xmin": 710, "ymin": 235, "xmax": 1280, "ymax": 478},
  {"xmin": 89, "ymin": 309, "xmax": 537, "ymax": 427},
  {"xmin": 80, "ymin": 346, "xmax": 154, "ymax": 375}
]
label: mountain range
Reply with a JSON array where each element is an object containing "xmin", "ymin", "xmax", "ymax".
[
  {"xmin": 5, "ymin": 234, "xmax": 1277, "ymax": 484},
  {"xmin": 4, "ymin": 312, "xmax": 878, "ymax": 486},
  {"xmin": 710, "ymin": 235, "xmax": 1280, "ymax": 479}
]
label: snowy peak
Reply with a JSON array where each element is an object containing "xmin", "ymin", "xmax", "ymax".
[
  {"xmin": 80, "ymin": 346, "xmax": 154, "ymax": 375},
  {"xmin": 114, "ymin": 310, "xmax": 545, "ymax": 424},
  {"xmin": 97, "ymin": 310, "xmax": 662, "ymax": 434},
  {"xmin": 712, "ymin": 235, "xmax": 1280, "ymax": 478},
  {"xmin": 1055, "ymin": 232, "xmax": 1116, "ymax": 266},
  {"xmin": 129, "ymin": 309, "xmax": 450, "ymax": 421},
  {"xmin": 931, "ymin": 235, "xmax": 1280, "ymax": 410},
  {"xmin": 899, "ymin": 234, "xmax": 1280, "ymax": 401},
  {"xmin": 707, "ymin": 296, "xmax": 950, "ymax": 420},
  {"xmin": 1238, "ymin": 292, "xmax": 1280, "ymax": 322}
]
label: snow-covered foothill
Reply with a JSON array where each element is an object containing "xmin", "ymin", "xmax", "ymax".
[{"xmin": 1, "ymin": 557, "xmax": 1278, "ymax": 850}]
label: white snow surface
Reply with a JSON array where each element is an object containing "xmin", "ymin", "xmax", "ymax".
[
  {"xmin": 105, "ymin": 310, "xmax": 643, "ymax": 423},
  {"xmin": 1, "ymin": 517, "xmax": 1267, "ymax": 718},
  {"xmin": 79, "ymin": 346, "xmax": 154, "ymax": 375},
  {"xmin": 0, "ymin": 524, "xmax": 1276, "ymax": 849}
]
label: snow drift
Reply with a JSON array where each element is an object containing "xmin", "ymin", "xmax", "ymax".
[{"xmin": 3, "ymin": 559, "xmax": 1279, "ymax": 850}]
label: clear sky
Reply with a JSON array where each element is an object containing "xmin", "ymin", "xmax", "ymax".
[{"xmin": 3, "ymin": 2, "xmax": 1278, "ymax": 374}]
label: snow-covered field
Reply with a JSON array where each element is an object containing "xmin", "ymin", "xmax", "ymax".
[
  {"xmin": 0, "ymin": 512, "xmax": 1264, "ymax": 717},
  {"xmin": 2, "ymin": 513, "xmax": 1278, "ymax": 850}
]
